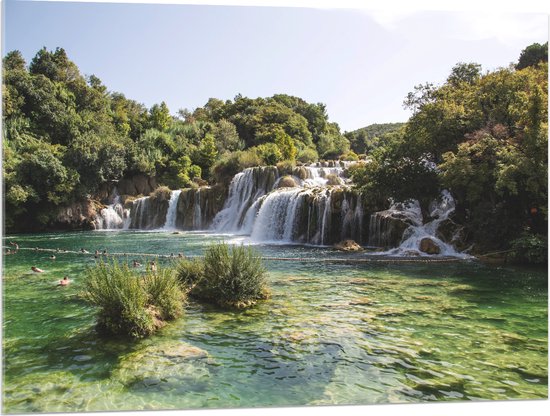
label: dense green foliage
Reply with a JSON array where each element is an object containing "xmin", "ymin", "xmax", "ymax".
[
  {"xmin": 351, "ymin": 46, "xmax": 548, "ymax": 258},
  {"xmin": 517, "ymin": 42, "xmax": 548, "ymax": 70},
  {"xmin": 82, "ymin": 259, "xmax": 185, "ymax": 338},
  {"xmin": 3, "ymin": 48, "xmax": 350, "ymax": 231},
  {"xmin": 176, "ymin": 243, "xmax": 269, "ymax": 309},
  {"xmin": 344, "ymin": 122, "xmax": 405, "ymax": 155}
]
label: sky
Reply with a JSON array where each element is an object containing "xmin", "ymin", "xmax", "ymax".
[{"xmin": 1, "ymin": 0, "xmax": 548, "ymax": 132}]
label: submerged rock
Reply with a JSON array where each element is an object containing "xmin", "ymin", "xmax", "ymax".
[
  {"xmin": 113, "ymin": 340, "xmax": 211, "ymax": 389},
  {"xmin": 334, "ymin": 239, "xmax": 363, "ymax": 252},
  {"xmin": 419, "ymin": 238, "xmax": 441, "ymax": 255}
]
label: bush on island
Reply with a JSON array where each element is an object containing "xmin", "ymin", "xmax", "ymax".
[
  {"xmin": 82, "ymin": 259, "xmax": 185, "ymax": 338},
  {"xmin": 176, "ymin": 243, "xmax": 269, "ymax": 309}
]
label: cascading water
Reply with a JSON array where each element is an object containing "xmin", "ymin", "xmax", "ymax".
[
  {"xmin": 212, "ymin": 163, "xmax": 365, "ymax": 245},
  {"xmin": 95, "ymin": 188, "xmax": 129, "ymax": 230},
  {"xmin": 212, "ymin": 166, "xmax": 280, "ymax": 232},
  {"xmin": 370, "ymin": 191, "xmax": 470, "ymax": 257},
  {"xmin": 162, "ymin": 190, "xmax": 182, "ymax": 230}
]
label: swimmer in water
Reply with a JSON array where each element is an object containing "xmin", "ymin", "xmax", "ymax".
[
  {"xmin": 58, "ymin": 276, "xmax": 71, "ymax": 286},
  {"xmin": 80, "ymin": 248, "xmax": 89, "ymax": 253},
  {"xmin": 133, "ymin": 260, "xmax": 142, "ymax": 267},
  {"xmin": 31, "ymin": 266, "xmax": 44, "ymax": 273},
  {"xmin": 50, "ymin": 255, "xmax": 56, "ymax": 260}
]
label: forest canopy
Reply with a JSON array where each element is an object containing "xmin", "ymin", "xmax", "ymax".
[{"xmin": 2, "ymin": 47, "xmax": 352, "ymax": 229}]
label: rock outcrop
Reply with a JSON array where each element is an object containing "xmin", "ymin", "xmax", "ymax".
[
  {"xmin": 54, "ymin": 199, "xmax": 100, "ymax": 230},
  {"xmin": 334, "ymin": 239, "xmax": 363, "ymax": 251}
]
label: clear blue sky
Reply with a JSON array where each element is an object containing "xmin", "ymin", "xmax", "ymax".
[{"xmin": 2, "ymin": 0, "xmax": 548, "ymax": 131}]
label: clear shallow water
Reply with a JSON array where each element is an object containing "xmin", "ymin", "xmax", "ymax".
[{"xmin": 2, "ymin": 231, "xmax": 547, "ymax": 412}]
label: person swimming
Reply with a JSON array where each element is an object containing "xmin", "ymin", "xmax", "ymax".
[
  {"xmin": 58, "ymin": 276, "xmax": 70, "ymax": 286},
  {"xmin": 80, "ymin": 248, "xmax": 89, "ymax": 253},
  {"xmin": 133, "ymin": 260, "xmax": 142, "ymax": 267},
  {"xmin": 50, "ymin": 255, "xmax": 56, "ymax": 260},
  {"xmin": 31, "ymin": 266, "xmax": 44, "ymax": 273}
]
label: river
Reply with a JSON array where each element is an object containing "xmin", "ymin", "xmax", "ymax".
[{"xmin": 1, "ymin": 230, "xmax": 547, "ymax": 412}]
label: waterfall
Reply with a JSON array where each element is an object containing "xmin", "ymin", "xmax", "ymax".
[
  {"xmin": 193, "ymin": 188, "xmax": 202, "ymax": 230},
  {"xmin": 95, "ymin": 188, "xmax": 129, "ymax": 230},
  {"xmin": 211, "ymin": 163, "xmax": 365, "ymax": 245},
  {"xmin": 212, "ymin": 166, "xmax": 279, "ymax": 232},
  {"xmin": 162, "ymin": 190, "xmax": 182, "ymax": 230}
]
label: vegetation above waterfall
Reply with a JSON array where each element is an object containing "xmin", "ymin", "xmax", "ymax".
[
  {"xmin": 350, "ymin": 43, "xmax": 548, "ymax": 260},
  {"xmin": 2, "ymin": 47, "xmax": 352, "ymax": 231}
]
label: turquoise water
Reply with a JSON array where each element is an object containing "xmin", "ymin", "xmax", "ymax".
[{"xmin": 2, "ymin": 231, "xmax": 548, "ymax": 412}]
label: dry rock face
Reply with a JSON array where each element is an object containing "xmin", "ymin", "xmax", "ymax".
[
  {"xmin": 118, "ymin": 174, "xmax": 158, "ymax": 197},
  {"xmin": 54, "ymin": 199, "xmax": 99, "ymax": 230},
  {"xmin": 175, "ymin": 186, "xmax": 227, "ymax": 230}
]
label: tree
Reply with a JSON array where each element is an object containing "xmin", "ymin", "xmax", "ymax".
[
  {"xmin": 447, "ymin": 62, "xmax": 482, "ymax": 86},
  {"xmin": 149, "ymin": 101, "xmax": 172, "ymax": 131},
  {"xmin": 3, "ymin": 50, "xmax": 26, "ymax": 71},
  {"xmin": 517, "ymin": 42, "xmax": 548, "ymax": 70},
  {"xmin": 213, "ymin": 119, "xmax": 243, "ymax": 153},
  {"xmin": 196, "ymin": 133, "xmax": 218, "ymax": 175}
]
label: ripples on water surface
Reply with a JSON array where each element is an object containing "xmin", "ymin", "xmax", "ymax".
[{"xmin": 1, "ymin": 231, "xmax": 548, "ymax": 412}]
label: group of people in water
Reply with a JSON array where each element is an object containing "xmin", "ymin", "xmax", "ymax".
[
  {"xmin": 8, "ymin": 241, "xmax": 183, "ymax": 287},
  {"xmin": 4, "ymin": 241, "xmax": 19, "ymax": 255}
]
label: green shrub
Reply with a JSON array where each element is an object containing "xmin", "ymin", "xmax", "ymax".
[
  {"xmin": 181, "ymin": 243, "xmax": 269, "ymax": 309},
  {"xmin": 297, "ymin": 147, "xmax": 319, "ymax": 164},
  {"xmin": 175, "ymin": 258, "xmax": 205, "ymax": 290},
  {"xmin": 143, "ymin": 268, "xmax": 185, "ymax": 320},
  {"xmin": 254, "ymin": 143, "xmax": 283, "ymax": 165},
  {"xmin": 276, "ymin": 160, "xmax": 296, "ymax": 175},
  {"xmin": 237, "ymin": 148, "xmax": 262, "ymax": 168},
  {"xmin": 510, "ymin": 232, "xmax": 548, "ymax": 264},
  {"xmin": 150, "ymin": 185, "xmax": 172, "ymax": 202},
  {"xmin": 340, "ymin": 150, "xmax": 359, "ymax": 161},
  {"xmin": 82, "ymin": 259, "xmax": 186, "ymax": 338}
]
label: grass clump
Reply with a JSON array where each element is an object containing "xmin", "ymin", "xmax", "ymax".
[
  {"xmin": 176, "ymin": 243, "xmax": 269, "ymax": 309},
  {"xmin": 82, "ymin": 259, "xmax": 185, "ymax": 338}
]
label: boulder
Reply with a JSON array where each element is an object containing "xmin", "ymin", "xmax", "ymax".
[
  {"xmin": 277, "ymin": 175, "xmax": 298, "ymax": 188},
  {"xmin": 334, "ymin": 239, "xmax": 363, "ymax": 252},
  {"xmin": 419, "ymin": 238, "xmax": 441, "ymax": 255}
]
